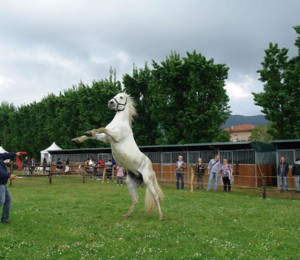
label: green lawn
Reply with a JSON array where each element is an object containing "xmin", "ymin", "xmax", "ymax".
[{"xmin": 1, "ymin": 176, "xmax": 299, "ymax": 259}]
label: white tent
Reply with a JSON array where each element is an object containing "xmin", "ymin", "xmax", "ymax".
[
  {"xmin": 0, "ymin": 146, "xmax": 8, "ymax": 153},
  {"xmin": 40, "ymin": 142, "xmax": 62, "ymax": 163}
]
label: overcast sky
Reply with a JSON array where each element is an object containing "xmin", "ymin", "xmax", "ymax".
[{"xmin": 0, "ymin": 0, "xmax": 299, "ymax": 115}]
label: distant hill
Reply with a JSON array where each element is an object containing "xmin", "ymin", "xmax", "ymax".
[{"xmin": 222, "ymin": 115, "xmax": 267, "ymax": 128}]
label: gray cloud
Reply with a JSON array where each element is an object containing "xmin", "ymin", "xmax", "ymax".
[{"xmin": 0, "ymin": 0, "xmax": 299, "ymax": 114}]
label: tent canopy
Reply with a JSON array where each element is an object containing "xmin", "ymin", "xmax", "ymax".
[
  {"xmin": 40, "ymin": 142, "xmax": 62, "ymax": 163},
  {"xmin": 0, "ymin": 146, "xmax": 8, "ymax": 153}
]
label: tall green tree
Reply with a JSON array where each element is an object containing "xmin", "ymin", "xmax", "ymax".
[
  {"xmin": 123, "ymin": 64, "xmax": 160, "ymax": 145},
  {"xmin": 150, "ymin": 51, "xmax": 230, "ymax": 144},
  {"xmin": 253, "ymin": 26, "xmax": 300, "ymax": 139},
  {"xmin": 0, "ymin": 102, "xmax": 16, "ymax": 150}
]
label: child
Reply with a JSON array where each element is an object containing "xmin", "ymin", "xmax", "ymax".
[{"xmin": 116, "ymin": 165, "xmax": 125, "ymax": 186}]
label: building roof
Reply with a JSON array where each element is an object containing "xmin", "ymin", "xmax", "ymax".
[
  {"xmin": 271, "ymin": 139, "xmax": 300, "ymax": 149},
  {"xmin": 224, "ymin": 124, "xmax": 256, "ymax": 132},
  {"xmin": 48, "ymin": 140, "xmax": 274, "ymax": 154},
  {"xmin": 41, "ymin": 142, "xmax": 62, "ymax": 153},
  {"xmin": 0, "ymin": 146, "xmax": 8, "ymax": 153}
]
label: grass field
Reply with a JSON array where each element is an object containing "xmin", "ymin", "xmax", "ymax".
[{"xmin": 1, "ymin": 175, "xmax": 300, "ymax": 259}]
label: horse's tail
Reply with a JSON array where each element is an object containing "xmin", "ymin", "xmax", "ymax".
[{"xmin": 145, "ymin": 174, "xmax": 164, "ymax": 213}]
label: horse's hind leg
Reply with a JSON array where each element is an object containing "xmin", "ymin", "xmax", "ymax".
[
  {"xmin": 123, "ymin": 174, "xmax": 139, "ymax": 218},
  {"xmin": 144, "ymin": 178, "xmax": 164, "ymax": 221}
]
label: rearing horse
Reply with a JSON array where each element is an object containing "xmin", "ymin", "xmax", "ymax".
[{"xmin": 72, "ymin": 92, "xmax": 164, "ymax": 220}]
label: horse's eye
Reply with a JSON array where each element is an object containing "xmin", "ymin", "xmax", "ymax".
[{"xmin": 120, "ymin": 96, "xmax": 123, "ymax": 99}]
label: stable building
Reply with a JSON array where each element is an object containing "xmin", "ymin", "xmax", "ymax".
[{"xmin": 48, "ymin": 141, "xmax": 276, "ymax": 188}]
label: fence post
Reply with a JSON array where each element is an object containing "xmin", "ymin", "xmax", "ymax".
[
  {"xmin": 190, "ymin": 165, "xmax": 194, "ymax": 192},
  {"xmin": 102, "ymin": 168, "xmax": 106, "ymax": 184},
  {"xmin": 262, "ymin": 173, "xmax": 266, "ymax": 199},
  {"xmin": 49, "ymin": 171, "xmax": 52, "ymax": 184},
  {"xmin": 82, "ymin": 170, "xmax": 86, "ymax": 183}
]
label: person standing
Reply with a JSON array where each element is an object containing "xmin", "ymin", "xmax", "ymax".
[
  {"xmin": 116, "ymin": 164, "xmax": 125, "ymax": 186},
  {"xmin": 277, "ymin": 156, "xmax": 289, "ymax": 192},
  {"xmin": 195, "ymin": 158, "xmax": 205, "ymax": 189},
  {"xmin": 221, "ymin": 159, "xmax": 232, "ymax": 192},
  {"xmin": 29, "ymin": 157, "xmax": 35, "ymax": 175},
  {"xmin": 88, "ymin": 158, "xmax": 95, "ymax": 179},
  {"xmin": 65, "ymin": 159, "xmax": 70, "ymax": 173},
  {"xmin": 96, "ymin": 158, "xmax": 105, "ymax": 181},
  {"xmin": 0, "ymin": 151, "xmax": 21, "ymax": 224},
  {"xmin": 42, "ymin": 158, "xmax": 47, "ymax": 174},
  {"xmin": 105, "ymin": 158, "xmax": 113, "ymax": 183},
  {"xmin": 292, "ymin": 157, "xmax": 300, "ymax": 193},
  {"xmin": 56, "ymin": 158, "xmax": 63, "ymax": 172},
  {"xmin": 175, "ymin": 155, "xmax": 186, "ymax": 190},
  {"xmin": 22, "ymin": 156, "xmax": 29, "ymax": 175},
  {"xmin": 207, "ymin": 154, "xmax": 221, "ymax": 191}
]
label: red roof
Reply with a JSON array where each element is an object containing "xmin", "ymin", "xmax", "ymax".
[{"xmin": 224, "ymin": 124, "xmax": 256, "ymax": 132}]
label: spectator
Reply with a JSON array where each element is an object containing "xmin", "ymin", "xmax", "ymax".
[
  {"xmin": 96, "ymin": 158, "xmax": 105, "ymax": 181},
  {"xmin": 221, "ymin": 159, "xmax": 232, "ymax": 192},
  {"xmin": 207, "ymin": 154, "xmax": 221, "ymax": 191},
  {"xmin": 105, "ymin": 158, "xmax": 113, "ymax": 183},
  {"xmin": 56, "ymin": 158, "xmax": 63, "ymax": 172},
  {"xmin": 65, "ymin": 159, "xmax": 70, "ymax": 173},
  {"xmin": 277, "ymin": 156, "xmax": 289, "ymax": 192},
  {"xmin": 195, "ymin": 158, "xmax": 205, "ymax": 189},
  {"xmin": 84, "ymin": 158, "xmax": 89, "ymax": 172},
  {"xmin": 22, "ymin": 156, "xmax": 29, "ymax": 175},
  {"xmin": 0, "ymin": 151, "xmax": 21, "ymax": 224},
  {"xmin": 116, "ymin": 164, "xmax": 125, "ymax": 186},
  {"xmin": 292, "ymin": 157, "xmax": 300, "ymax": 193},
  {"xmin": 175, "ymin": 155, "xmax": 186, "ymax": 190},
  {"xmin": 29, "ymin": 157, "xmax": 35, "ymax": 175},
  {"xmin": 42, "ymin": 158, "xmax": 47, "ymax": 174},
  {"xmin": 88, "ymin": 158, "xmax": 95, "ymax": 179}
]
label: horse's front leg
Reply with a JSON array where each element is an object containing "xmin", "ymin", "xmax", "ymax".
[
  {"xmin": 84, "ymin": 129, "xmax": 98, "ymax": 137},
  {"xmin": 86, "ymin": 128, "xmax": 119, "ymax": 142},
  {"xmin": 71, "ymin": 135, "xmax": 90, "ymax": 144},
  {"xmin": 72, "ymin": 128, "xmax": 108, "ymax": 144}
]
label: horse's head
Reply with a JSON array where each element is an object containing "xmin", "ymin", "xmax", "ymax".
[
  {"xmin": 108, "ymin": 92, "xmax": 129, "ymax": 112},
  {"xmin": 108, "ymin": 92, "xmax": 137, "ymax": 125}
]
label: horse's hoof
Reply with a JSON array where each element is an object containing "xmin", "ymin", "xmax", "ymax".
[
  {"xmin": 123, "ymin": 213, "xmax": 130, "ymax": 218},
  {"xmin": 84, "ymin": 131, "xmax": 93, "ymax": 137},
  {"xmin": 159, "ymin": 216, "xmax": 165, "ymax": 221},
  {"xmin": 71, "ymin": 138, "xmax": 80, "ymax": 144}
]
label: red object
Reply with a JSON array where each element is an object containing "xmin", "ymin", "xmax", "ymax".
[{"xmin": 16, "ymin": 152, "xmax": 27, "ymax": 171}]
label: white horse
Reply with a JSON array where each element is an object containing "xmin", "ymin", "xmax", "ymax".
[{"xmin": 72, "ymin": 92, "xmax": 164, "ymax": 220}]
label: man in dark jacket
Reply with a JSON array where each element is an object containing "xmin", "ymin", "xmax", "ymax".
[
  {"xmin": 277, "ymin": 156, "xmax": 289, "ymax": 192},
  {"xmin": 292, "ymin": 157, "xmax": 300, "ymax": 193},
  {"xmin": 0, "ymin": 152, "xmax": 21, "ymax": 224}
]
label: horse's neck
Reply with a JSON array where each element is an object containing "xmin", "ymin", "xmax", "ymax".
[{"xmin": 111, "ymin": 109, "xmax": 131, "ymax": 127}]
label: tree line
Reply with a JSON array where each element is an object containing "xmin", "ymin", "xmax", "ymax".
[{"xmin": 0, "ymin": 51, "xmax": 230, "ymax": 160}]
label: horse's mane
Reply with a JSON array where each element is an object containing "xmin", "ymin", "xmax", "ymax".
[{"xmin": 123, "ymin": 93, "xmax": 137, "ymax": 127}]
